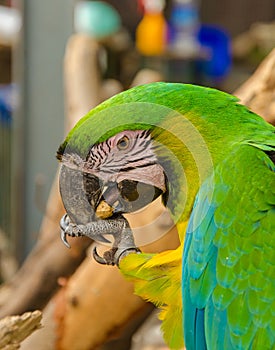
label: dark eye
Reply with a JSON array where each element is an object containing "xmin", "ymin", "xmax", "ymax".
[{"xmin": 117, "ymin": 136, "xmax": 130, "ymax": 150}]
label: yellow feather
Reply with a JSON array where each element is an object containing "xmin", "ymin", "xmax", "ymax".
[{"xmin": 119, "ymin": 221, "xmax": 188, "ymax": 349}]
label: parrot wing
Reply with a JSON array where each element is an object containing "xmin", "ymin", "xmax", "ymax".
[{"xmin": 182, "ymin": 142, "xmax": 275, "ymax": 350}]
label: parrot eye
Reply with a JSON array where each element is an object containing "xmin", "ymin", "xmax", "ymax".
[{"xmin": 117, "ymin": 136, "xmax": 130, "ymax": 150}]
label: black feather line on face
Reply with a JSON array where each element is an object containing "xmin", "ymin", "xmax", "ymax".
[
  {"xmin": 93, "ymin": 161, "xmax": 158, "ymax": 174},
  {"xmin": 162, "ymin": 173, "xmax": 170, "ymax": 207},
  {"xmin": 106, "ymin": 162, "xmax": 158, "ymax": 173}
]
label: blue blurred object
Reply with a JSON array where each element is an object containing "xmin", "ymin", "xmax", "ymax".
[
  {"xmin": 168, "ymin": 0, "xmax": 200, "ymax": 55},
  {"xmin": 0, "ymin": 84, "xmax": 13, "ymax": 126},
  {"xmin": 197, "ymin": 24, "xmax": 232, "ymax": 82},
  {"xmin": 0, "ymin": 84, "xmax": 13, "ymax": 240},
  {"xmin": 74, "ymin": 1, "xmax": 121, "ymax": 39}
]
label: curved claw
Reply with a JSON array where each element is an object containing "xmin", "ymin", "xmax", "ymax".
[
  {"xmin": 61, "ymin": 229, "xmax": 71, "ymax": 249},
  {"xmin": 92, "ymin": 246, "xmax": 107, "ymax": 265},
  {"xmin": 60, "ymin": 213, "xmax": 71, "ymax": 248},
  {"xmin": 92, "ymin": 245, "xmax": 141, "ymax": 266},
  {"xmin": 60, "ymin": 213, "xmax": 70, "ymax": 232},
  {"xmin": 116, "ymin": 247, "xmax": 141, "ymax": 266}
]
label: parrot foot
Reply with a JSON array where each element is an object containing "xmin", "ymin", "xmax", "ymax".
[
  {"xmin": 60, "ymin": 213, "xmax": 140, "ymax": 266},
  {"xmin": 60, "ymin": 214, "xmax": 84, "ymax": 248},
  {"xmin": 60, "ymin": 213, "xmax": 112, "ymax": 248},
  {"xmin": 91, "ymin": 216, "xmax": 141, "ymax": 265}
]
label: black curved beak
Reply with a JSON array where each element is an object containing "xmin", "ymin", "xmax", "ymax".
[{"xmin": 59, "ymin": 163, "xmax": 166, "ymax": 262}]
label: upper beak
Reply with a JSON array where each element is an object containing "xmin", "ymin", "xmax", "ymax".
[{"xmin": 59, "ymin": 164, "xmax": 100, "ymax": 224}]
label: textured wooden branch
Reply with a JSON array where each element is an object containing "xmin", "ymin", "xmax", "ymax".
[
  {"xmin": 0, "ymin": 34, "xmax": 103, "ymax": 319},
  {"xmin": 234, "ymin": 47, "xmax": 275, "ymax": 125},
  {"xmin": 0, "ymin": 229, "xmax": 18, "ymax": 283},
  {"xmin": 55, "ymin": 199, "xmax": 178, "ymax": 350},
  {"xmin": 130, "ymin": 68, "xmax": 164, "ymax": 87},
  {"xmin": 63, "ymin": 34, "xmax": 102, "ymax": 132},
  {"xmin": 0, "ymin": 310, "xmax": 42, "ymax": 349}
]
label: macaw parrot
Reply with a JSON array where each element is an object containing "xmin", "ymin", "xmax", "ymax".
[{"xmin": 57, "ymin": 82, "xmax": 275, "ymax": 350}]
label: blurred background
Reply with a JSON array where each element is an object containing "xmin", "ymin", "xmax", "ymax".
[{"xmin": 0, "ymin": 0, "xmax": 275, "ymax": 348}]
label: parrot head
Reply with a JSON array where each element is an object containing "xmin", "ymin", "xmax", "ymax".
[
  {"xmin": 56, "ymin": 94, "xmax": 191, "ymax": 247},
  {"xmin": 57, "ymin": 98, "xmax": 184, "ymax": 257},
  {"xmin": 58, "ymin": 127, "xmax": 167, "ymax": 226}
]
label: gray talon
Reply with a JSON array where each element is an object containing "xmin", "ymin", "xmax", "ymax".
[
  {"xmin": 61, "ymin": 228, "xmax": 71, "ymax": 249},
  {"xmin": 60, "ymin": 214, "xmax": 69, "ymax": 232},
  {"xmin": 60, "ymin": 214, "xmax": 85, "ymax": 248},
  {"xmin": 60, "ymin": 214, "xmax": 71, "ymax": 248},
  {"xmin": 93, "ymin": 246, "xmax": 108, "ymax": 265},
  {"xmin": 115, "ymin": 247, "xmax": 141, "ymax": 266}
]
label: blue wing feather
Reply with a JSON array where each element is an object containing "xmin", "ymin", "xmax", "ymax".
[{"xmin": 182, "ymin": 144, "xmax": 275, "ymax": 349}]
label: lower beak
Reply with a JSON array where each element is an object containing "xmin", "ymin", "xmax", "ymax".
[{"xmin": 98, "ymin": 179, "xmax": 163, "ymax": 217}]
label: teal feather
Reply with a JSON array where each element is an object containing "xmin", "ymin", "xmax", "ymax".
[
  {"xmin": 182, "ymin": 143, "xmax": 275, "ymax": 349},
  {"xmin": 205, "ymin": 298, "xmax": 233, "ymax": 349}
]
